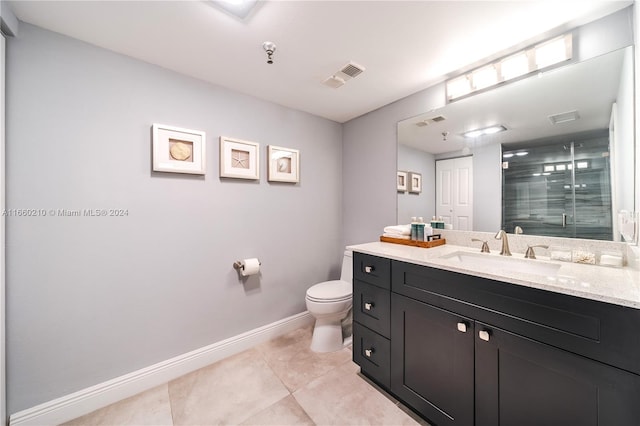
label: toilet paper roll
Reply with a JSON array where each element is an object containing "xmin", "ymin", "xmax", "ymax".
[{"xmin": 240, "ymin": 258, "xmax": 260, "ymax": 277}]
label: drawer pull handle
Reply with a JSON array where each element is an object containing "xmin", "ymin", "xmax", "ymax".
[
  {"xmin": 364, "ymin": 302, "xmax": 374, "ymax": 311},
  {"xmin": 457, "ymin": 322, "xmax": 467, "ymax": 333},
  {"xmin": 479, "ymin": 330, "xmax": 491, "ymax": 342},
  {"xmin": 364, "ymin": 348, "xmax": 375, "ymax": 358},
  {"xmin": 364, "ymin": 266, "xmax": 375, "ymax": 273}
]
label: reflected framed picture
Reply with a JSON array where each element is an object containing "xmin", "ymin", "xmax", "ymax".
[
  {"xmin": 268, "ymin": 145, "xmax": 300, "ymax": 183},
  {"xmin": 220, "ymin": 136, "xmax": 260, "ymax": 180},
  {"xmin": 409, "ymin": 172, "xmax": 422, "ymax": 194},
  {"xmin": 397, "ymin": 171, "xmax": 408, "ymax": 192},
  {"xmin": 152, "ymin": 123, "xmax": 206, "ymax": 175}
]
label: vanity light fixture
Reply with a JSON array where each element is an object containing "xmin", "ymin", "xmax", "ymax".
[
  {"xmin": 209, "ymin": 0, "xmax": 258, "ymax": 19},
  {"xmin": 463, "ymin": 125, "xmax": 507, "ymax": 138},
  {"xmin": 446, "ymin": 33, "xmax": 572, "ymax": 102}
]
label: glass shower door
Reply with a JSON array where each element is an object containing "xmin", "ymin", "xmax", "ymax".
[{"xmin": 502, "ymin": 133, "xmax": 612, "ymax": 240}]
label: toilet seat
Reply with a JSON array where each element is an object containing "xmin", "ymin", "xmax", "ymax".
[{"xmin": 306, "ymin": 280, "xmax": 351, "ymax": 302}]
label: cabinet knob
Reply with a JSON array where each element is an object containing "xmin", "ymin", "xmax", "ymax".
[
  {"xmin": 457, "ymin": 322, "xmax": 467, "ymax": 333},
  {"xmin": 364, "ymin": 302, "xmax": 374, "ymax": 311},
  {"xmin": 364, "ymin": 348, "xmax": 375, "ymax": 358},
  {"xmin": 479, "ymin": 330, "xmax": 491, "ymax": 342},
  {"xmin": 364, "ymin": 266, "xmax": 375, "ymax": 273}
]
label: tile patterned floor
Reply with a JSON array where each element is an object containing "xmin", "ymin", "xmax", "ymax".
[{"xmin": 63, "ymin": 326, "xmax": 429, "ymax": 425}]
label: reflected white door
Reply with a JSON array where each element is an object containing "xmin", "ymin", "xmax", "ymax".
[{"xmin": 436, "ymin": 156, "xmax": 473, "ymax": 230}]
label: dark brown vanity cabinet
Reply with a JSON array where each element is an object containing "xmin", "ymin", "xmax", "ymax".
[{"xmin": 353, "ymin": 252, "xmax": 640, "ymax": 426}]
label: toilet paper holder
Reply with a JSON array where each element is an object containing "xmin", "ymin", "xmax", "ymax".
[{"xmin": 233, "ymin": 259, "xmax": 261, "ymax": 271}]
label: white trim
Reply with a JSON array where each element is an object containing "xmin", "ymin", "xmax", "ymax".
[
  {"xmin": 9, "ymin": 311, "xmax": 313, "ymax": 426},
  {"xmin": 1, "ymin": 33, "xmax": 6, "ymax": 426}
]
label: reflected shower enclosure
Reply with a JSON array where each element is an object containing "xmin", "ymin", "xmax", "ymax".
[{"xmin": 502, "ymin": 131, "xmax": 612, "ymax": 240}]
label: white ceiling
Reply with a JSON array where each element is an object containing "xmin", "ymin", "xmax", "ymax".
[{"xmin": 7, "ymin": 0, "xmax": 633, "ymax": 123}]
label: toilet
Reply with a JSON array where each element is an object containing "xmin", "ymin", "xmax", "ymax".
[{"xmin": 305, "ymin": 250, "xmax": 353, "ymax": 352}]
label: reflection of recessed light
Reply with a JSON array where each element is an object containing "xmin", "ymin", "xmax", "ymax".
[
  {"xmin": 463, "ymin": 125, "xmax": 507, "ymax": 138},
  {"xmin": 210, "ymin": 0, "xmax": 258, "ymax": 19},
  {"xmin": 503, "ymin": 153, "xmax": 514, "ymax": 158},
  {"xmin": 543, "ymin": 172, "xmax": 551, "ymax": 176},
  {"xmin": 532, "ymin": 173, "xmax": 541, "ymax": 177},
  {"xmin": 515, "ymin": 151, "xmax": 528, "ymax": 156}
]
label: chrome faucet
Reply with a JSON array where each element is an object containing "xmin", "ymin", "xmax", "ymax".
[{"xmin": 495, "ymin": 230, "xmax": 512, "ymax": 256}]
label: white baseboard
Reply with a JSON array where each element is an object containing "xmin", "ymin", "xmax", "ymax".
[{"xmin": 9, "ymin": 311, "xmax": 314, "ymax": 426}]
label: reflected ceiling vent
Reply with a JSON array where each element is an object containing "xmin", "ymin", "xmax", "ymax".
[
  {"xmin": 415, "ymin": 115, "xmax": 447, "ymax": 127},
  {"xmin": 322, "ymin": 61, "xmax": 365, "ymax": 89},
  {"xmin": 548, "ymin": 110, "xmax": 580, "ymax": 125}
]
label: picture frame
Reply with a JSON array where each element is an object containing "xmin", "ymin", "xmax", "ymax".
[
  {"xmin": 397, "ymin": 171, "xmax": 408, "ymax": 192},
  {"xmin": 409, "ymin": 172, "xmax": 422, "ymax": 194},
  {"xmin": 152, "ymin": 123, "xmax": 206, "ymax": 175},
  {"xmin": 268, "ymin": 145, "xmax": 300, "ymax": 183},
  {"xmin": 220, "ymin": 136, "xmax": 260, "ymax": 180}
]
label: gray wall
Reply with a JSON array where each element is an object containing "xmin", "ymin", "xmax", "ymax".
[
  {"xmin": 342, "ymin": 6, "xmax": 635, "ymax": 247},
  {"xmin": 6, "ymin": 24, "xmax": 343, "ymax": 413},
  {"xmin": 397, "ymin": 144, "xmax": 435, "ymax": 224}
]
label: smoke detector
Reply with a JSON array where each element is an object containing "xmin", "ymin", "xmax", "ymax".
[
  {"xmin": 322, "ymin": 75, "xmax": 346, "ymax": 89},
  {"xmin": 322, "ymin": 61, "xmax": 365, "ymax": 88}
]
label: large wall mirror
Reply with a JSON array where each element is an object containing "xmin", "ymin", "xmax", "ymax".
[{"xmin": 397, "ymin": 44, "xmax": 634, "ymax": 241}]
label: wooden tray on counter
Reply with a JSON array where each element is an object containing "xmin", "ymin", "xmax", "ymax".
[{"xmin": 380, "ymin": 235, "xmax": 446, "ymax": 248}]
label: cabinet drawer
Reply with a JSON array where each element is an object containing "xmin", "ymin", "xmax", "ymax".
[
  {"xmin": 354, "ymin": 279, "xmax": 391, "ymax": 338},
  {"xmin": 392, "ymin": 259, "xmax": 640, "ymax": 375},
  {"xmin": 353, "ymin": 252, "xmax": 391, "ymax": 289},
  {"xmin": 353, "ymin": 322, "xmax": 390, "ymax": 389}
]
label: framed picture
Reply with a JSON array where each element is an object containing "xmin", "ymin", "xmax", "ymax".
[
  {"xmin": 152, "ymin": 123, "xmax": 206, "ymax": 175},
  {"xmin": 409, "ymin": 172, "xmax": 422, "ymax": 193},
  {"xmin": 397, "ymin": 171, "xmax": 408, "ymax": 192},
  {"xmin": 268, "ymin": 145, "xmax": 300, "ymax": 183},
  {"xmin": 220, "ymin": 136, "xmax": 260, "ymax": 180}
]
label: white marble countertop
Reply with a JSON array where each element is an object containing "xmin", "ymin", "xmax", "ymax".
[{"xmin": 347, "ymin": 241, "xmax": 640, "ymax": 309}]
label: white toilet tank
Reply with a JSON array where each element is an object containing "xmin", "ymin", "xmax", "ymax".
[{"xmin": 340, "ymin": 250, "xmax": 353, "ymax": 282}]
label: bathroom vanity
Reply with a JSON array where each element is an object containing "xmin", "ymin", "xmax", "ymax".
[{"xmin": 350, "ymin": 242, "xmax": 640, "ymax": 426}]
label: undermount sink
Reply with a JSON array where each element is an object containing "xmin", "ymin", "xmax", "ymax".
[{"xmin": 439, "ymin": 251, "xmax": 562, "ymax": 277}]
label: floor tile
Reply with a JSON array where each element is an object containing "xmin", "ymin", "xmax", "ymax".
[
  {"xmin": 293, "ymin": 361, "xmax": 421, "ymax": 426},
  {"xmin": 258, "ymin": 326, "xmax": 352, "ymax": 392},
  {"xmin": 240, "ymin": 395, "xmax": 315, "ymax": 426},
  {"xmin": 168, "ymin": 348, "xmax": 290, "ymax": 425},
  {"xmin": 61, "ymin": 385, "xmax": 173, "ymax": 426}
]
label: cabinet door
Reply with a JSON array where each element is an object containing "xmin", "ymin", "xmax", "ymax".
[
  {"xmin": 391, "ymin": 294, "xmax": 474, "ymax": 426},
  {"xmin": 475, "ymin": 322, "xmax": 640, "ymax": 426}
]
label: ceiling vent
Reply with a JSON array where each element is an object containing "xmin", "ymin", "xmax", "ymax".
[
  {"xmin": 339, "ymin": 62, "xmax": 365, "ymax": 79},
  {"xmin": 416, "ymin": 115, "xmax": 447, "ymax": 127},
  {"xmin": 548, "ymin": 110, "xmax": 580, "ymax": 125},
  {"xmin": 323, "ymin": 61, "xmax": 365, "ymax": 89}
]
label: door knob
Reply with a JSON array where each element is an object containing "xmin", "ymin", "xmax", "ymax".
[
  {"xmin": 457, "ymin": 322, "xmax": 467, "ymax": 333},
  {"xmin": 479, "ymin": 330, "xmax": 490, "ymax": 342},
  {"xmin": 364, "ymin": 302, "xmax": 374, "ymax": 311},
  {"xmin": 364, "ymin": 348, "xmax": 375, "ymax": 357},
  {"xmin": 364, "ymin": 266, "xmax": 375, "ymax": 273}
]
